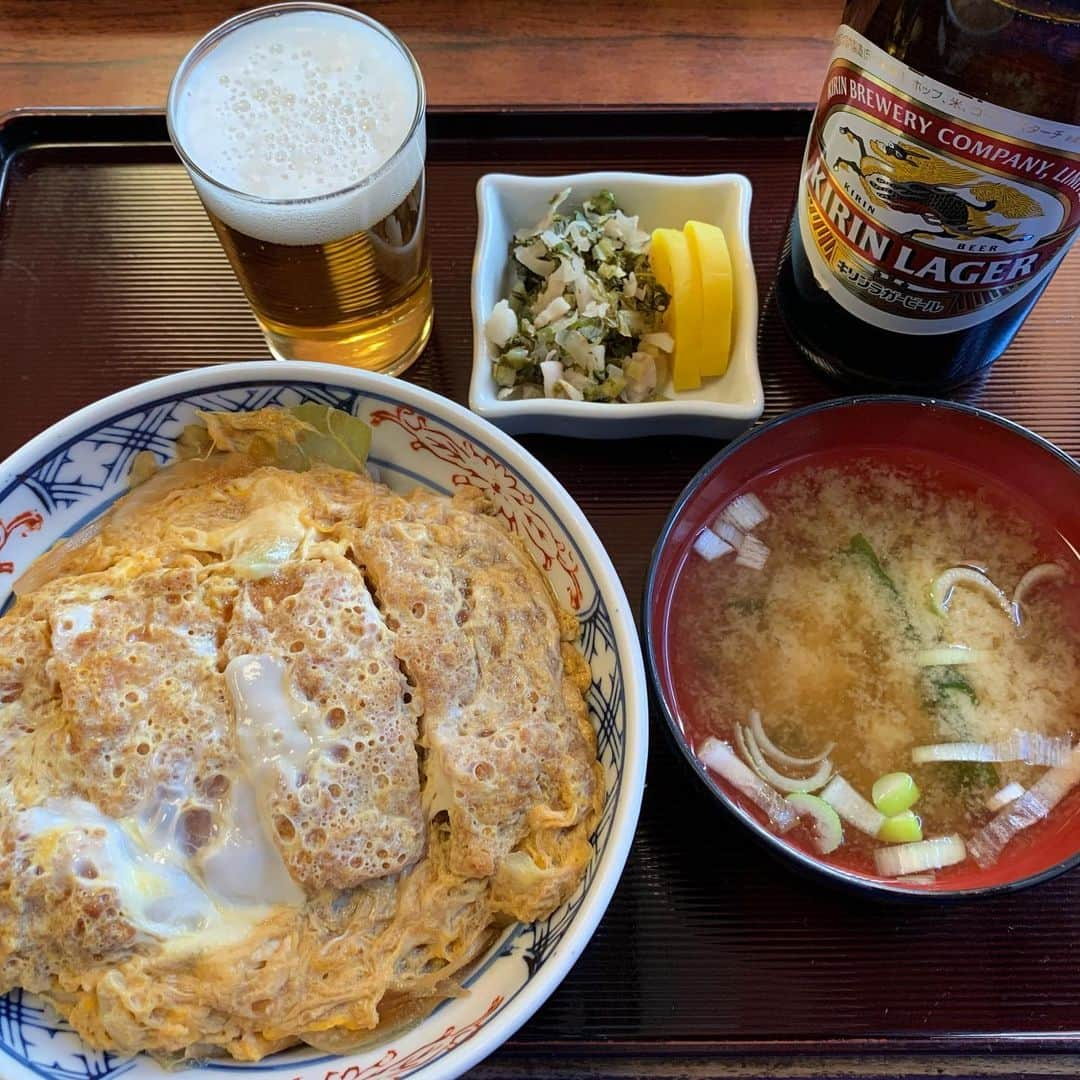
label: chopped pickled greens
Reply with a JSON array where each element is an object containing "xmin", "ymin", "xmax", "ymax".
[
  {"xmin": 485, "ymin": 188, "xmax": 670, "ymax": 404},
  {"xmin": 180, "ymin": 405, "xmax": 371, "ymax": 473}
]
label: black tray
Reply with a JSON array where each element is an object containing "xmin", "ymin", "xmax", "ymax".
[{"xmin": 1, "ymin": 108, "xmax": 1079, "ymax": 1079}]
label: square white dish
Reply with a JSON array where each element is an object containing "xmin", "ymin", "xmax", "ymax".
[{"xmin": 469, "ymin": 170, "xmax": 763, "ymax": 438}]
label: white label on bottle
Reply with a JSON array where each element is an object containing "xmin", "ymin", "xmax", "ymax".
[{"xmin": 797, "ymin": 25, "xmax": 1080, "ymax": 335}]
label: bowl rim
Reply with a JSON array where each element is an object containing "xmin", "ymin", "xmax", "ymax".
[
  {"xmin": 643, "ymin": 393, "xmax": 1080, "ymax": 901},
  {"xmin": 0, "ymin": 360, "xmax": 649, "ymax": 1079},
  {"xmin": 468, "ymin": 169, "xmax": 763, "ymax": 425}
]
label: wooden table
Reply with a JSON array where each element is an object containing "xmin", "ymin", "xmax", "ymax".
[
  {"xmin": 0, "ymin": 0, "xmax": 839, "ymax": 113},
  {"xmin": 4, "ymin": 3, "xmax": 1080, "ymax": 1078}
]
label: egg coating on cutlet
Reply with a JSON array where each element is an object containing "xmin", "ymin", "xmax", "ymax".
[
  {"xmin": 42, "ymin": 565, "xmax": 235, "ymax": 818},
  {"xmin": 352, "ymin": 486, "xmax": 599, "ymax": 899},
  {"xmin": 0, "ymin": 417, "xmax": 601, "ymax": 1063},
  {"xmin": 225, "ymin": 557, "xmax": 425, "ymax": 889}
]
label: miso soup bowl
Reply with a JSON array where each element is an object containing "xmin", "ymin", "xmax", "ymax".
[{"xmin": 644, "ymin": 396, "xmax": 1080, "ymax": 900}]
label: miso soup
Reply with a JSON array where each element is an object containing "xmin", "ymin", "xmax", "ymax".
[{"xmin": 670, "ymin": 449, "xmax": 1080, "ymax": 880}]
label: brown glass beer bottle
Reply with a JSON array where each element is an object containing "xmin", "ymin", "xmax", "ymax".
[{"xmin": 775, "ymin": 0, "xmax": 1080, "ymax": 390}]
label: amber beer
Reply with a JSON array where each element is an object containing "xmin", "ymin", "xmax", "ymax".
[
  {"xmin": 776, "ymin": 0, "xmax": 1080, "ymax": 390},
  {"xmin": 167, "ymin": 3, "xmax": 431, "ymax": 374}
]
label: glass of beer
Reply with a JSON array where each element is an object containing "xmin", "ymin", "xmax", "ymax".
[{"xmin": 167, "ymin": 2, "xmax": 431, "ymax": 374}]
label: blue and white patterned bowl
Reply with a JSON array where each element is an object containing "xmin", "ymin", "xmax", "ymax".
[{"xmin": 0, "ymin": 362, "xmax": 647, "ymax": 1080}]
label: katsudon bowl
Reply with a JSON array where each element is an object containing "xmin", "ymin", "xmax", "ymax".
[{"xmin": 0, "ymin": 361, "xmax": 647, "ymax": 1080}]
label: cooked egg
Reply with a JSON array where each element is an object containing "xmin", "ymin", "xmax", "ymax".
[{"xmin": 23, "ymin": 799, "xmax": 219, "ymax": 940}]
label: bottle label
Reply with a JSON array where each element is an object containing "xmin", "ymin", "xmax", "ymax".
[{"xmin": 798, "ymin": 25, "xmax": 1080, "ymax": 335}]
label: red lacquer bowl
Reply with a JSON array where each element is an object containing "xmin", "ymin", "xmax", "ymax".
[{"xmin": 644, "ymin": 397, "xmax": 1080, "ymax": 898}]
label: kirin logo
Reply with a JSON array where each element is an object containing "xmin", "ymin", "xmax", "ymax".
[{"xmin": 831, "ymin": 127, "xmax": 1042, "ymax": 245}]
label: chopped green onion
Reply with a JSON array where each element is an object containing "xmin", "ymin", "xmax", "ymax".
[
  {"xmin": 697, "ymin": 737, "xmax": 798, "ymax": 833},
  {"xmin": 785, "ymin": 793, "xmax": 844, "ymax": 854},
  {"xmin": 916, "ymin": 645, "xmax": 987, "ymax": 666},
  {"xmin": 692, "ymin": 528, "xmax": 733, "ymax": 562},
  {"xmin": 877, "ymin": 810, "xmax": 924, "ymax": 844},
  {"xmin": 721, "ymin": 493, "xmax": 769, "ymax": 532},
  {"xmin": 734, "ymin": 535, "xmax": 770, "ymax": 572},
  {"xmin": 1009, "ymin": 731, "xmax": 1073, "ymax": 766},
  {"xmin": 874, "ymin": 834, "xmax": 966, "ymax": 877},
  {"xmin": 820, "ymin": 775, "xmax": 885, "ymax": 837},
  {"xmin": 871, "ymin": 772, "xmax": 920, "ymax": 816},
  {"xmin": 912, "ymin": 742, "xmax": 996, "ymax": 764},
  {"xmin": 969, "ymin": 747, "xmax": 1080, "ymax": 867},
  {"xmin": 912, "ymin": 732, "xmax": 1071, "ymax": 767},
  {"xmin": 712, "ymin": 519, "xmax": 745, "ymax": 551},
  {"xmin": 514, "ymin": 243, "xmax": 556, "ymax": 278},
  {"xmin": 986, "ymin": 781, "xmax": 1025, "ymax": 812}
]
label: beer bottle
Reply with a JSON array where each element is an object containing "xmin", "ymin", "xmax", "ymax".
[{"xmin": 775, "ymin": 1, "xmax": 1080, "ymax": 390}]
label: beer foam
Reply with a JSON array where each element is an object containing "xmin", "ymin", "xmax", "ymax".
[{"xmin": 172, "ymin": 10, "xmax": 423, "ymax": 246}]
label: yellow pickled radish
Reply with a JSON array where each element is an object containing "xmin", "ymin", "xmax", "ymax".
[
  {"xmin": 685, "ymin": 219, "xmax": 733, "ymax": 377},
  {"xmin": 649, "ymin": 227, "xmax": 702, "ymax": 391}
]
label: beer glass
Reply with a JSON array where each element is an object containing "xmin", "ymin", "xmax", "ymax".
[{"xmin": 167, "ymin": 3, "xmax": 431, "ymax": 374}]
